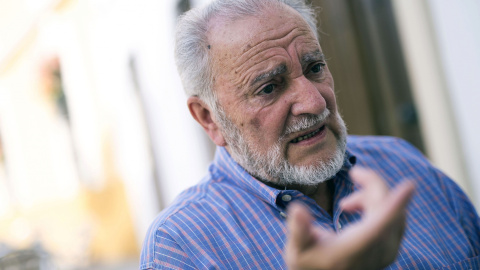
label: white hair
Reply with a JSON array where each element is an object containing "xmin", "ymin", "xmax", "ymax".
[{"xmin": 174, "ymin": 0, "xmax": 318, "ymax": 112}]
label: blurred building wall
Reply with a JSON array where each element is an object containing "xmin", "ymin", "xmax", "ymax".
[
  {"xmin": 0, "ymin": 0, "xmax": 213, "ymax": 268},
  {"xmin": 0, "ymin": 0, "xmax": 143, "ymax": 267}
]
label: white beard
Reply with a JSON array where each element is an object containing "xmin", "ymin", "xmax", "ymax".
[{"xmin": 215, "ymin": 107, "xmax": 348, "ymax": 186}]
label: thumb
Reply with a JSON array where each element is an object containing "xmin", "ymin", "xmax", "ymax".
[
  {"xmin": 285, "ymin": 203, "xmax": 316, "ymax": 270},
  {"xmin": 287, "ymin": 203, "xmax": 315, "ymax": 251}
]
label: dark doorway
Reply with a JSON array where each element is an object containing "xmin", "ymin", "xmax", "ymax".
[{"xmin": 311, "ymin": 0, "xmax": 424, "ymax": 152}]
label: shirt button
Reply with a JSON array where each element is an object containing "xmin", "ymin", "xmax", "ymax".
[
  {"xmin": 280, "ymin": 212, "xmax": 288, "ymax": 218},
  {"xmin": 338, "ymin": 222, "xmax": 342, "ymax": 230},
  {"xmin": 282, "ymin": 194, "xmax": 292, "ymax": 202}
]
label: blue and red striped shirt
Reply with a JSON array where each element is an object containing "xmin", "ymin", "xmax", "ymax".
[{"xmin": 140, "ymin": 136, "xmax": 480, "ymax": 269}]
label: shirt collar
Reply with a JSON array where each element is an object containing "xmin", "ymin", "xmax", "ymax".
[
  {"xmin": 212, "ymin": 146, "xmax": 357, "ymax": 207},
  {"xmin": 212, "ymin": 147, "xmax": 281, "ymax": 206}
]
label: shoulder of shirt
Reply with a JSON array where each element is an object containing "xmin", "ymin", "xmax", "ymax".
[
  {"xmin": 345, "ymin": 135, "xmax": 438, "ymax": 185},
  {"xmin": 140, "ymin": 174, "xmax": 224, "ymax": 269},
  {"xmin": 347, "ymin": 135, "xmax": 416, "ymax": 148},
  {"xmin": 144, "ymin": 167, "xmax": 231, "ymax": 236},
  {"xmin": 346, "ymin": 136, "xmax": 477, "ymax": 217},
  {"xmin": 347, "ymin": 135, "xmax": 426, "ymax": 160}
]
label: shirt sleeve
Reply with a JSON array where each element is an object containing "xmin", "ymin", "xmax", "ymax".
[
  {"xmin": 433, "ymin": 167, "xmax": 480, "ymax": 256},
  {"xmin": 140, "ymin": 227, "xmax": 196, "ymax": 270},
  {"xmin": 393, "ymin": 137, "xmax": 480, "ymax": 256}
]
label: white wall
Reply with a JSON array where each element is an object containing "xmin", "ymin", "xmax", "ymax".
[
  {"xmin": 425, "ymin": 0, "xmax": 480, "ymax": 207},
  {"xmin": 393, "ymin": 0, "xmax": 480, "ymax": 206}
]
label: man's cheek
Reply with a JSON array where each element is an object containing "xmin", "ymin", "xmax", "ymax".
[{"xmin": 249, "ymin": 117, "xmax": 261, "ymax": 130}]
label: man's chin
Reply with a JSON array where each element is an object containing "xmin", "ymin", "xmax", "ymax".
[{"xmin": 263, "ymin": 150, "xmax": 345, "ymax": 187}]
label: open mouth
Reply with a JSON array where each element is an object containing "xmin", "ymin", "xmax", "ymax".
[{"xmin": 290, "ymin": 125, "xmax": 325, "ymax": 143}]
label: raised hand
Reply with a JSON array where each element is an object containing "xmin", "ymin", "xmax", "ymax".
[{"xmin": 285, "ymin": 168, "xmax": 415, "ymax": 270}]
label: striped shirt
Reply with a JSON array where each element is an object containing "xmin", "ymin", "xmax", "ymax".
[{"xmin": 140, "ymin": 136, "xmax": 480, "ymax": 269}]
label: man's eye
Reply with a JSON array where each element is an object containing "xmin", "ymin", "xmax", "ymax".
[
  {"xmin": 259, "ymin": 84, "xmax": 275, "ymax": 95},
  {"xmin": 310, "ymin": 63, "xmax": 324, "ymax": 73}
]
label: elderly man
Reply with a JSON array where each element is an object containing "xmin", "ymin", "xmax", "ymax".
[{"xmin": 140, "ymin": 0, "xmax": 480, "ymax": 269}]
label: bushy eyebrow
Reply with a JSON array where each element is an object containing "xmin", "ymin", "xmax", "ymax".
[
  {"xmin": 249, "ymin": 51, "xmax": 324, "ymax": 87},
  {"xmin": 251, "ymin": 64, "xmax": 287, "ymax": 86},
  {"xmin": 301, "ymin": 51, "xmax": 325, "ymax": 66}
]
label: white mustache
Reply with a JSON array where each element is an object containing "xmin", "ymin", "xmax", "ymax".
[{"xmin": 284, "ymin": 109, "xmax": 330, "ymax": 136}]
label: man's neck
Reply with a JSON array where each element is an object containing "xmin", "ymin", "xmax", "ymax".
[
  {"xmin": 311, "ymin": 180, "xmax": 335, "ymax": 217},
  {"xmin": 265, "ymin": 180, "xmax": 335, "ymax": 217}
]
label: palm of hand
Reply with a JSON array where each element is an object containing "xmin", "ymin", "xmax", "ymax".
[{"xmin": 285, "ymin": 168, "xmax": 415, "ymax": 270}]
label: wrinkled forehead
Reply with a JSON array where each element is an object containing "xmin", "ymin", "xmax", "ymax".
[
  {"xmin": 209, "ymin": 6, "xmax": 313, "ymax": 48},
  {"xmin": 206, "ymin": 5, "xmax": 318, "ymax": 76}
]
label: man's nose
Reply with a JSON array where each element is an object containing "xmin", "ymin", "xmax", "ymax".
[{"xmin": 289, "ymin": 76, "xmax": 326, "ymax": 116}]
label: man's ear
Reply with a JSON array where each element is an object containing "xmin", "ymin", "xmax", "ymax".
[{"xmin": 187, "ymin": 96, "xmax": 226, "ymax": 147}]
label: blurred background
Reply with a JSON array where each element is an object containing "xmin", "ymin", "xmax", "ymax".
[{"xmin": 0, "ymin": 0, "xmax": 479, "ymax": 269}]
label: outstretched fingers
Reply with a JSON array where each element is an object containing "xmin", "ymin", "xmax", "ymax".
[
  {"xmin": 341, "ymin": 168, "xmax": 415, "ymax": 216},
  {"xmin": 285, "ymin": 168, "xmax": 416, "ymax": 270}
]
